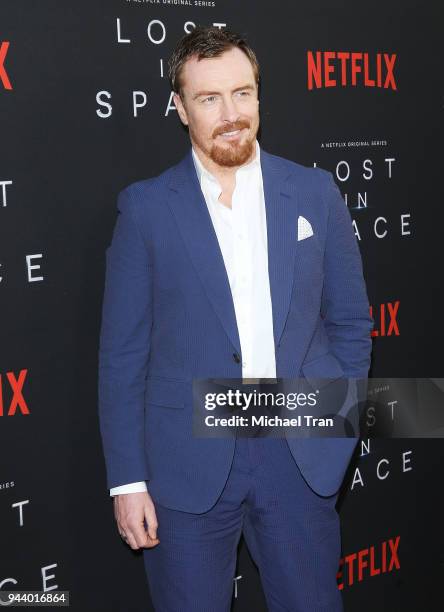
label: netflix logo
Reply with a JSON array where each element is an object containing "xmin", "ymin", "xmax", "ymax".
[
  {"xmin": 0, "ymin": 369, "xmax": 29, "ymax": 416},
  {"xmin": 0, "ymin": 41, "xmax": 12, "ymax": 91},
  {"xmin": 307, "ymin": 51, "xmax": 397, "ymax": 91},
  {"xmin": 337, "ymin": 535, "xmax": 400, "ymax": 588},
  {"xmin": 370, "ymin": 301, "xmax": 400, "ymax": 337}
]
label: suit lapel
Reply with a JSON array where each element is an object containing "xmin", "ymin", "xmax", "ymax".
[
  {"xmin": 167, "ymin": 150, "xmax": 242, "ymax": 355},
  {"xmin": 260, "ymin": 149, "xmax": 299, "ymax": 349},
  {"xmin": 166, "ymin": 146, "xmax": 299, "ymax": 356}
]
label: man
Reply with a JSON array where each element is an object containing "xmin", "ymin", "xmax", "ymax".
[{"xmin": 98, "ymin": 26, "xmax": 373, "ymax": 611}]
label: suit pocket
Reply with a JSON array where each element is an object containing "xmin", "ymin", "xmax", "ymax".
[
  {"xmin": 144, "ymin": 376, "xmax": 188, "ymax": 410},
  {"xmin": 301, "ymin": 352, "xmax": 345, "ymax": 390}
]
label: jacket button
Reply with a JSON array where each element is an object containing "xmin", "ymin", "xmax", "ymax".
[{"xmin": 232, "ymin": 352, "xmax": 241, "ymax": 363}]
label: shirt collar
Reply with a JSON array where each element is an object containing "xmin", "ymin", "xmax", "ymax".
[{"xmin": 191, "ymin": 139, "xmax": 261, "ymax": 188}]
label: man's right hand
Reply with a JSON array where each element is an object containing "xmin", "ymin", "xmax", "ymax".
[{"xmin": 113, "ymin": 491, "xmax": 160, "ymax": 550}]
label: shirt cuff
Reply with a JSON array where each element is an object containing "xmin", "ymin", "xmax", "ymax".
[{"xmin": 109, "ymin": 481, "xmax": 148, "ymax": 496}]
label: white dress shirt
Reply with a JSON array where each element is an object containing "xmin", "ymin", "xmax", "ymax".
[{"xmin": 110, "ymin": 139, "xmax": 276, "ymax": 496}]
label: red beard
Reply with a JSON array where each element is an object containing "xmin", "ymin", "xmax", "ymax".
[{"xmin": 210, "ymin": 121, "xmax": 255, "ymax": 167}]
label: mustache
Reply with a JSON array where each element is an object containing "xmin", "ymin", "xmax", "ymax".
[{"xmin": 213, "ymin": 121, "xmax": 250, "ymax": 138}]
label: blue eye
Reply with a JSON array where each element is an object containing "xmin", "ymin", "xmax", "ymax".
[{"xmin": 202, "ymin": 96, "xmax": 217, "ymax": 104}]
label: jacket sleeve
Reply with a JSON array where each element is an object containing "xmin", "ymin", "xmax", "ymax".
[
  {"xmin": 318, "ymin": 169, "xmax": 374, "ymax": 380},
  {"xmin": 98, "ymin": 186, "xmax": 152, "ymax": 489}
]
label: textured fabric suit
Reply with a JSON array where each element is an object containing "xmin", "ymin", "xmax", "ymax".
[{"xmin": 98, "ymin": 146, "xmax": 373, "ymax": 509}]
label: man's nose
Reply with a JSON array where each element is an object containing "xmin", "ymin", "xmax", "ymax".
[{"xmin": 220, "ymin": 95, "xmax": 240, "ymax": 124}]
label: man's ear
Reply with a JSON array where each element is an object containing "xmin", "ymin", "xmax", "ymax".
[{"xmin": 173, "ymin": 93, "xmax": 188, "ymax": 126}]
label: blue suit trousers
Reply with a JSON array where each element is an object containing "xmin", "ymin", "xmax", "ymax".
[{"xmin": 143, "ymin": 436, "xmax": 343, "ymax": 612}]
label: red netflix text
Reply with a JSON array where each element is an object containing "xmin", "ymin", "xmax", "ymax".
[
  {"xmin": 337, "ymin": 535, "xmax": 401, "ymax": 588},
  {"xmin": 0, "ymin": 42, "xmax": 12, "ymax": 91},
  {"xmin": 307, "ymin": 51, "xmax": 397, "ymax": 91},
  {"xmin": 0, "ymin": 369, "xmax": 29, "ymax": 416},
  {"xmin": 370, "ymin": 301, "xmax": 400, "ymax": 337}
]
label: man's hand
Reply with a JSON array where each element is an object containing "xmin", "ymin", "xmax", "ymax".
[{"xmin": 113, "ymin": 491, "xmax": 160, "ymax": 550}]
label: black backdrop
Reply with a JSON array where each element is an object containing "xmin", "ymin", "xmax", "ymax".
[{"xmin": 1, "ymin": 1, "xmax": 443, "ymax": 610}]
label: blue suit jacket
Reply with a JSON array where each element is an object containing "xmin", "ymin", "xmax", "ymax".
[{"xmin": 98, "ymin": 145, "xmax": 373, "ymax": 512}]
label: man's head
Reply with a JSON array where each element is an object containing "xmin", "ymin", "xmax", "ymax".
[{"xmin": 168, "ymin": 27, "xmax": 260, "ymax": 169}]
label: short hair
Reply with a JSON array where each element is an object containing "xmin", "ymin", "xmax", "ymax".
[{"xmin": 168, "ymin": 26, "xmax": 260, "ymax": 97}]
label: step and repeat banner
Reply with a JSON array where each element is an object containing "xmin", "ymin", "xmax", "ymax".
[{"xmin": 1, "ymin": 1, "xmax": 443, "ymax": 610}]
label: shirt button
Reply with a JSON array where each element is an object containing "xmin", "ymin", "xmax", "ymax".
[{"xmin": 232, "ymin": 352, "xmax": 241, "ymax": 363}]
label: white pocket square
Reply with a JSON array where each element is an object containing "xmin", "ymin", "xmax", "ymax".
[{"xmin": 297, "ymin": 215, "xmax": 313, "ymax": 241}]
